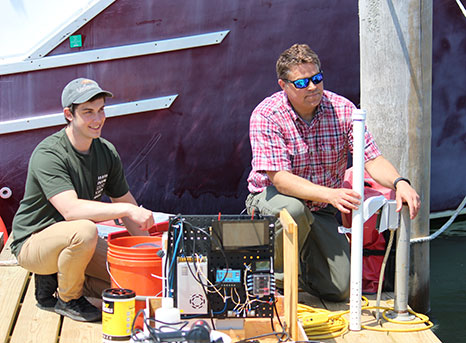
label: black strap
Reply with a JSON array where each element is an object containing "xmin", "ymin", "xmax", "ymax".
[{"xmin": 393, "ymin": 177, "xmax": 411, "ymax": 190}]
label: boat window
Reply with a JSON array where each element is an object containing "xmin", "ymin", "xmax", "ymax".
[{"xmin": 0, "ymin": 0, "xmax": 109, "ymax": 63}]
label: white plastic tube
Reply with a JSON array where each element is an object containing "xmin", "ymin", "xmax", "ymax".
[{"xmin": 349, "ymin": 109, "xmax": 366, "ymax": 331}]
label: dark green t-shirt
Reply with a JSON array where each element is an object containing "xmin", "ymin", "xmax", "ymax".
[{"xmin": 11, "ymin": 128, "xmax": 129, "ymax": 256}]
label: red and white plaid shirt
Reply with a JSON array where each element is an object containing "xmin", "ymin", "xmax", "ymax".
[{"xmin": 247, "ymin": 90, "xmax": 381, "ymax": 211}]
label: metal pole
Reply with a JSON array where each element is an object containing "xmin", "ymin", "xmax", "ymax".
[
  {"xmin": 387, "ymin": 205, "xmax": 415, "ymax": 320},
  {"xmin": 395, "ymin": 206, "xmax": 410, "ymax": 312},
  {"xmin": 349, "ymin": 109, "xmax": 366, "ymax": 331}
]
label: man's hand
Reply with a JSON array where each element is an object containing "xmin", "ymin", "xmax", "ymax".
[
  {"xmin": 110, "ymin": 192, "xmax": 153, "ymax": 236},
  {"xmin": 395, "ymin": 181, "xmax": 421, "ymax": 219},
  {"xmin": 364, "ymin": 156, "xmax": 421, "ymax": 220},
  {"xmin": 268, "ymin": 170, "xmax": 363, "ymax": 213},
  {"xmin": 328, "ymin": 188, "xmax": 361, "ymax": 214},
  {"xmin": 126, "ymin": 205, "xmax": 155, "ymax": 231}
]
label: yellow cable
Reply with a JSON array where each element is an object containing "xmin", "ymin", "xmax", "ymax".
[
  {"xmin": 297, "ymin": 303, "xmax": 348, "ymax": 340},
  {"xmin": 297, "ymin": 296, "xmax": 433, "ymax": 339}
]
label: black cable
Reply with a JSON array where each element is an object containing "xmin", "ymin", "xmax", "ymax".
[
  {"xmin": 169, "ymin": 218, "xmax": 215, "ymax": 328},
  {"xmin": 177, "ymin": 221, "xmax": 218, "ymax": 329},
  {"xmin": 179, "ymin": 222, "xmax": 206, "ymax": 287},
  {"xmin": 131, "ymin": 307, "xmax": 192, "ymax": 343},
  {"xmin": 155, "ymin": 319, "xmax": 189, "ymax": 330},
  {"xmin": 270, "ymin": 311, "xmax": 276, "ymax": 333},
  {"xmin": 167, "ymin": 217, "xmax": 186, "ymax": 297},
  {"xmin": 130, "ymin": 309, "xmax": 148, "ymax": 342},
  {"xmin": 181, "ymin": 220, "xmax": 230, "ymax": 288},
  {"xmin": 273, "ymin": 297, "xmax": 285, "ymax": 331},
  {"xmin": 165, "ymin": 215, "xmax": 182, "ymax": 297}
]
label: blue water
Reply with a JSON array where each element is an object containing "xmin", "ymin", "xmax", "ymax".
[{"xmin": 430, "ymin": 235, "xmax": 466, "ymax": 342}]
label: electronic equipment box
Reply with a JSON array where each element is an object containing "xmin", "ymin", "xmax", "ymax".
[{"xmin": 167, "ymin": 215, "xmax": 276, "ymax": 318}]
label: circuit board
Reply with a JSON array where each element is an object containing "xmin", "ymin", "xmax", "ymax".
[{"xmin": 167, "ymin": 215, "xmax": 276, "ymax": 318}]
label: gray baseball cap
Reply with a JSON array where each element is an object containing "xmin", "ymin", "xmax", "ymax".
[{"xmin": 61, "ymin": 78, "xmax": 113, "ymax": 108}]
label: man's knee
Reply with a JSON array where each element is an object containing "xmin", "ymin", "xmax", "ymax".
[
  {"xmin": 73, "ymin": 220, "xmax": 98, "ymax": 247},
  {"xmin": 281, "ymin": 197, "xmax": 314, "ymax": 234},
  {"xmin": 281, "ymin": 196, "xmax": 308, "ymax": 221}
]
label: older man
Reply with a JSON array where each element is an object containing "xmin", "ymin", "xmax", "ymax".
[{"xmin": 246, "ymin": 44, "xmax": 420, "ymax": 301}]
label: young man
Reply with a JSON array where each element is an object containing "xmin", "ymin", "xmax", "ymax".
[
  {"xmin": 11, "ymin": 78, "xmax": 154, "ymax": 321},
  {"xmin": 246, "ymin": 44, "xmax": 420, "ymax": 301}
]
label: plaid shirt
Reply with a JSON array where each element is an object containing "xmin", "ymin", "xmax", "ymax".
[{"xmin": 247, "ymin": 90, "xmax": 381, "ymax": 211}]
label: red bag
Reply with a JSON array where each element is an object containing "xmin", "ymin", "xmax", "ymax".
[{"xmin": 341, "ymin": 168, "xmax": 395, "ymax": 294}]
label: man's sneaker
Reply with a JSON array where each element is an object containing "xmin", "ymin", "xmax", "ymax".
[
  {"xmin": 54, "ymin": 296, "xmax": 102, "ymax": 322},
  {"xmin": 34, "ymin": 273, "xmax": 58, "ymax": 311}
]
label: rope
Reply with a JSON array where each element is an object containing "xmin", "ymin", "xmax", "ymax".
[
  {"xmin": 375, "ymin": 229, "xmax": 395, "ymax": 320},
  {"xmin": 411, "ymin": 195, "xmax": 466, "ymax": 244}
]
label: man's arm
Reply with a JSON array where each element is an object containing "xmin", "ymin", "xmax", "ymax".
[
  {"xmin": 110, "ymin": 192, "xmax": 151, "ymax": 236},
  {"xmin": 364, "ymin": 155, "xmax": 421, "ymax": 219},
  {"xmin": 267, "ymin": 170, "xmax": 361, "ymax": 214},
  {"xmin": 49, "ymin": 190, "xmax": 153, "ymax": 234}
]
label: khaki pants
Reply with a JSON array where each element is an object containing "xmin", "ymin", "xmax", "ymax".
[
  {"xmin": 246, "ymin": 186, "xmax": 350, "ymax": 301},
  {"xmin": 17, "ymin": 220, "xmax": 110, "ymax": 302}
]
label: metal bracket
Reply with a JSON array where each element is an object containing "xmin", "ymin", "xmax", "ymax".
[
  {"xmin": 338, "ymin": 198, "xmax": 399, "ymax": 234},
  {"xmin": 377, "ymin": 200, "xmax": 399, "ymax": 233},
  {"xmin": 363, "ymin": 195, "xmax": 387, "ymax": 223}
]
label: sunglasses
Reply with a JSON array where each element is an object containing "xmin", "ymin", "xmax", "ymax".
[{"xmin": 284, "ymin": 71, "xmax": 324, "ymax": 89}]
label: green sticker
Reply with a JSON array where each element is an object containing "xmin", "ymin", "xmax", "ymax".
[{"xmin": 69, "ymin": 35, "xmax": 82, "ymax": 48}]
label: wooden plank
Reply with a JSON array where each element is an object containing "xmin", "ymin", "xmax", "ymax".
[
  {"xmin": 59, "ymin": 318, "xmax": 102, "ymax": 343},
  {"xmin": 0, "ymin": 236, "xmax": 29, "ymax": 343},
  {"xmin": 0, "ymin": 266, "xmax": 29, "ymax": 343},
  {"xmin": 216, "ymin": 318, "xmax": 307, "ymax": 343},
  {"xmin": 279, "ymin": 209, "xmax": 298, "ymax": 340},
  {"xmin": 10, "ymin": 276, "xmax": 61, "ymax": 343}
]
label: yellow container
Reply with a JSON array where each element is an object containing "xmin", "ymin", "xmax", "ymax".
[{"xmin": 102, "ymin": 288, "xmax": 135, "ymax": 342}]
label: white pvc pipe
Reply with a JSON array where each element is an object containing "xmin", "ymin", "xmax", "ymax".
[{"xmin": 349, "ymin": 109, "xmax": 366, "ymax": 331}]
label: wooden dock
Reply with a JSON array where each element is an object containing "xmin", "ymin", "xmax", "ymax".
[
  {"xmin": 0, "ymin": 237, "xmax": 441, "ymax": 343},
  {"xmin": 297, "ymin": 292, "xmax": 441, "ymax": 343},
  {"xmin": 0, "ymin": 237, "xmax": 102, "ymax": 343}
]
